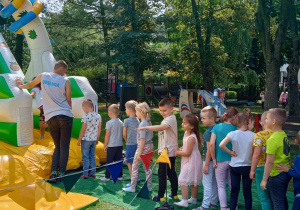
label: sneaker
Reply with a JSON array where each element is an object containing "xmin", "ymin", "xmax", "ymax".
[
  {"xmin": 122, "ymin": 187, "xmax": 135, "ymax": 193},
  {"xmin": 137, "ymin": 177, "xmax": 141, "ymax": 183},
  {"xmin": 47, "ymin": 174, "xmax": 57, "ymax": 184},
  {"xmin": 169, "ymin": 194, "xmax": 179, "ymax": 199},
  {"xmin": 174, "ymin": 200, "xmax": 188, "ymax": 207},
  {"xmin": 210, "ymin": 204, "xmax": 218, "ymax": 209},
  {"xmin": 152, "ymin": 195, "xmax": 165, "ymax": 202},
  {"xmin": 187, "ymin": 198, "xmax": 197, "ymax": 204},
  {"xmin": 56, "ymin": 175, "xmax": 63, "ymax": 184},
  {"xmin": 99, "ymin": 177, "xmax": 110, "ymax": 181},
  {"xmin": 88, "ymin": 174, "xmax": 96, "ymax": 178},
  {"xmin": 81, "ymin": 175, "xmax": 88, "ymax": 179},
  {"xmin": 117, "ymin": 177, "xmax": 123, "ymax": 181}
]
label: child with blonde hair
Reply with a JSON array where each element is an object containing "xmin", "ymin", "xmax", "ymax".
[
  {"xmin": 123, "ymin": 100, "xmax": 140, "ymax": 184},
  {"xmin": 219, "ymin": 111, "xmax": 255, "ymax": 210},
  {"xmin": 123, "ymin": 102, "xmax": 153, "ymax": 192},
  {"xmin": 174, "ymin": 113, "xmax": 202, "ymax": 208},
  {"xmin": 210, "ymin": 107, "xmax": 238, "ymax": 210}
]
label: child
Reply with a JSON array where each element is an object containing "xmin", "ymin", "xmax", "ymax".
[
  {"xmin": 123, "ymin": 102, "xmax": 154, "ymax": 193},
  {"xmin": 77, "ymin": 99, "xmax": 102, "ymax": 179},
  {"xmin": 260, "ymin": 108, "xmax": 291, "ymax": 210},
  {"xmin": 100, "ymin": 104, "xmax": 124, "ymax": 181},
  {"xmin": 249, "ymin": 111, "xmax": 273, "ymax": 210},
  {"xmin": 277, "ymin": 131, "xmax": 300, "ymax": 210},
  {"xmin": 137, "ymin": 98, "xmax": 178, "ymax": 202},
  {"xmin": 219, "ymin": 111, "xmax": 255, "ymax": 210},
  {"xmin": 260, "ymin": 91, "xmax": 265, "ymax": 110},
  {"xmin": 197, "ymin": 106, "xmax": 219, "ymax": 210},
  {"xmin": 30, "ymin": 77, "xmax": 48, "ymax": 139},
  {"xmin": 123, "ymin": 100, "xmax": 140, "ymax": 184},
  {"xmin": 174, "ymin": 113, "xmax": 202, "ymax": 207},
  {"xmin": 210, "ymin": 107, "xmax": 238, "ymax": 210}
]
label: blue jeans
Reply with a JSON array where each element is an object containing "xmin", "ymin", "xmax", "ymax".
[
  {"xmin": 269, "ymin": 172, "xmax": 291, "ymax": 210},
  {"xmin": 81, "ymin": 140, "xmax": 97, "ymax": 177},
  {"xmin": 48, "ymin": 115, "xmax": 73, "ymax": 173},
  {"xmin": 201, "ymin": 161, "xmax": 219, "ymax": 208}
]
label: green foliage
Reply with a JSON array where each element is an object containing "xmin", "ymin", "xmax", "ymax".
[{"xmin": 225, "ymin": 91, "xmax": 237, "ymax": 100}]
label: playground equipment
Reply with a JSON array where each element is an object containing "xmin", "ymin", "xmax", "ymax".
[
  {"xmin": 139, "ymin": 84, "xmax": 168, "ymax": 106},
  {"xmin": 179, "ymin": 89, "xmax": 227, "ymax": 118}
]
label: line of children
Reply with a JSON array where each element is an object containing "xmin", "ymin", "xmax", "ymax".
[{"xmin": 77, "ymin": 99, "xmax": 297, "ymax": 210}]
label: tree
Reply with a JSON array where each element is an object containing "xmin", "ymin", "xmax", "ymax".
[{"xmin": 256, "ymin": 0, "xmax": 292, "ymax": 110}]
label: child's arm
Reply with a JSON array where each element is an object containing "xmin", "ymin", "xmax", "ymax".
[
  {"xmin": 219, "ymin": 136, "xmax": 237, "ymax": 157},
  {"xmin": 277, "ymin": 156, "xmax": 300, "ymax": 179},
  {"xmin": 250, "ymin": 146, "xmax": 262, "ymax": 179},
  {"xmin": 77, "ymin": 123, "xmax": 87, "ymax": 146},
  {"xmin": 97, "ymin": 122, "xmax": 102, "ymax": 145},
  {"xmin": 103, "ymin": 130, "xmax": 110, "ymax": 152},
  {"xmin": 65, "ymin": 80, "xmax": 72, "ymax": 109},
  {"xmin": 210, "ymin": 133, "xmax": 217, "ymax": 168},
  {"xmin": 136, "ymin": 138, "xmax": 146, "ymax": 161},
  {"xmin": 123, "ymin": 127, "xmax": 127, "ymax": 142},
  {"xmin": 203, "ymin": 142, "xmax": 212, "ymax": 174},
  {"xmin": 30, "ymin": 90, "xmax": 36, "ymax": 97},
  {"xmin": 175, "ymin": 137, "xmax": 195, "ymax": 157},
  {"xmin": 136, "ymin": 124, "xmax": 169, "ymax": 132},
  {"xmin": 260, "ymin": 154, "xmax": 275, "ymax": 190}
]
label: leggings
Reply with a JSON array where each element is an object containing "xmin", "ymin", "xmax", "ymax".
[{"xmin": 215, "ymin": 161, "xmax": 231, "ymax": 208}]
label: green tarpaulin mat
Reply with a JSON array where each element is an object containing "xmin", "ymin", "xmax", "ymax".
[{"xmin": 53, "ymin": 164, "xmax": 295, "ymax": 210}]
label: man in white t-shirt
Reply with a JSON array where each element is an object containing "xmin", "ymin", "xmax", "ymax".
[{"xmin": 137, "ymin": 98, "xmax": 178, "ymax": 202}]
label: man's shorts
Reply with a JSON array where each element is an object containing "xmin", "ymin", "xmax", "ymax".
[
  {"xmin": 39, "ymin": 106, "xmax": 45, "ymax": 121},
  {"xmin": 125, "ymin": 144, "xmax": 138, "ymax": 163}
]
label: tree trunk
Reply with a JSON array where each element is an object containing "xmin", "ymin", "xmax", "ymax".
[
  {"xmin": 15, "ymin": 34, "xmax": 24, "ymax": 69},
  {"xmin": 191, "ymin": 0, "xmax": 214, "ymax": 92},
  {"xmin": 287, "ymin": 0, "xmax": 300, "ymax": 116},
  {"xmin": 256, "ymin": 0, "xmax": 291, "ymax": 110},
  {"xmin": 100, "ymin": 0, "xmax": 110, "ymax": 58}
]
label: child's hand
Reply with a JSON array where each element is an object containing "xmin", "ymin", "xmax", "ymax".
[
  {"xmin": 213, "ymin": 160, "xmax": 218, "ymax": 168},
  {"xmin": 179, "ymin": 146, "xmax": 183, "ymax": 151},
  {"xmin": 96, "ymin": 141, "xmax": 99, "ymax": 145},
  {"xmin": 136, "ymin": 156, "xmax": 141, "ymax": 161},
  {"xmin": 175, "ymin": 150, "xmax": 180, "ymax": 157},
  {"xmin": 16, "ymin": 78, "xmax": 24, "ymax": 88},
  {"xmin": 203, "ymin": 165, "xmax": 209, "ymax": 174},
  {"xmin": 276, "ymin": 163, "xmax": 289, "ymax": 172},
  {"xmin": 104, "ymin": 146, "xmax": 107, "ymax": 153},
  {"xmin": 249, "ymin": 170, "xmax": 255, "ymax": 179},
  {"xmin": 260, "ymin": 180, "xmax": 267, "ymax": 190},
  {"xmin": 77, "ymin": 140, "xmax": 81, "ymax": 146},
  {"xmin": 230, "ymin": 151, "xmax": 237, "ymax": 157}
]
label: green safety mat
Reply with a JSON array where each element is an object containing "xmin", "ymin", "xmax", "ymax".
[{"xmin": 54, "ymin": 164, "xmax": 295, "ymax": 210}]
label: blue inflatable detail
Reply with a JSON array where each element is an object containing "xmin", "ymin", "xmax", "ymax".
[
  {"xmin": 10, "ymin": 11, "xmax": 36, "ymax": 33},
  {"xmin": 0, "ymin": 4, "xmax": 17, "ymax": 18}
]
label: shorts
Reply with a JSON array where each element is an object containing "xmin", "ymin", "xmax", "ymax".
[
  {"xmin": 39, "ymin": 106, "xmax": 45, "ymax": 121},
  {"xmin": 125, "ymin": 144, "xmax": 138, "ymax": 163}
]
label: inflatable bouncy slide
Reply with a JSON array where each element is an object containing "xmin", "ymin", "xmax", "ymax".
[{"xmin": 0, "ymin": 0, "xmax": 104, "ymax": 208}]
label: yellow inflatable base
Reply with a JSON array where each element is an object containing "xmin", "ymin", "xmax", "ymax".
[{"xmin": 0, "ymin": 129, "xmax": 106, "ymax": 209}]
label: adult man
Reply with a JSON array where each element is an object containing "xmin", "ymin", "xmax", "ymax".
[{"xmin": 16, "ymin": 60, "xmax": 73, "ymax": 183}]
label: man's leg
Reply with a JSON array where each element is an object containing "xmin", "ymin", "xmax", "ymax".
[
  {"xmin": 47, "ymin": 116, "xmax": 60, "ymax": 173},
  {"xmin": 57, "ymin": 115, "xmax": 73, "ymax": 173}
]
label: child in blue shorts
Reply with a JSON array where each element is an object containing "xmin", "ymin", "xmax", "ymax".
[{"xmin": 123, "ymin": 100, "xmax": 140, "ymax": 185}]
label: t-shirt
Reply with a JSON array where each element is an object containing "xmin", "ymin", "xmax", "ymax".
[
  {"xmin": 261, "ymin": 94, "xmax": 265, "ymax": 102},
  {"xmin": 266, "ymin": 131, "xmax": 290, "ymax": 177},
  {"xmin": 288, "ymin": 154, "xmax": 300, "ymax": 191},
  {"xmin": 253, "ymin": 130, "xmax": 273, "ymax": 166},
  {"xmin": 203, "ymin": 125, "xmax": 214, "ymax": 161},
  {"xmin": 31, "ymin": 87, "xmax": 43, "ymax": 108},
  {"xmin": 282, "ymin": 94, "xmax": 287, "ymax": 102},
  {"xmin": 158, "ymin": 114, "xmax": 178, "ymax": 157},
  {"xmin": 227, "ymin": 130, "xmax": 256, "ymax": 167},
  {"xmin": 81, "ymin": 112, "xmax": 102, "ymax": 141},
  {"xmin": 123, "ymin": 117, "xmax": 140, "ymax": 145},
  {"xmin": 105, "ymin": 118, "xmax": 123, "ymax": 147},
  {"xmin": 211, "ymin": 123, "xmax": 237, "ymax": 162},
  {"xmin": 137, "ymin": 120, "xmax": 153, "ymax": 145}
]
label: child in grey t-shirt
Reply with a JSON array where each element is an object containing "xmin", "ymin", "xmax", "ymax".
[{"xmin": 100, "ymin": 104, "xmax": 124, "ymax": 181}]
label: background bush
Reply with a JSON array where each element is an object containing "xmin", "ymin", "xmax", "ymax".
[{"xmin": 225, "ymin": 91, "xmax": 237, "ymax": 100}]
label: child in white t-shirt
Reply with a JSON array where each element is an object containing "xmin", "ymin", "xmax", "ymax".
[
  {"xmin": 219, "ymin": 111, "xmax": 255, "ymax": 210},
  {"xmin": 30, "ymin": 77, "xmax": 48, "ymax": 139},
  {"xmin": 77, "ymin": 99, "xmax": 102, "ymax": 179}
]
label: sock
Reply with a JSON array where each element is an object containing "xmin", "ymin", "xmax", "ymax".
[{"xmin": 189, "ymin": 197, "xmax": 197, "ymax": 202}]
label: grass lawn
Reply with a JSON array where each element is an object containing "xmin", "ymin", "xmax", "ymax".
[{"xmin": 86, "ymin": 105, "xmax": 298, "ymax": 209}]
